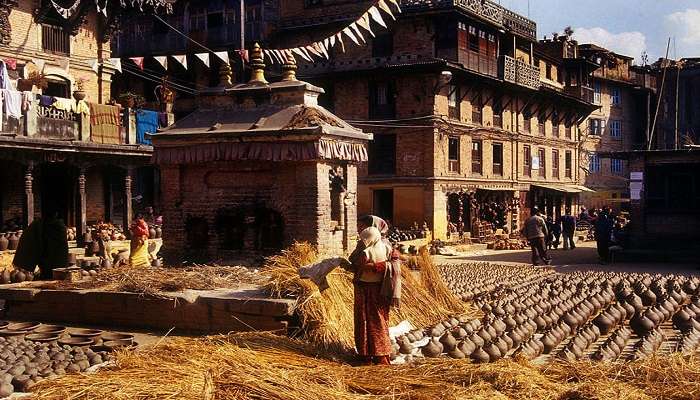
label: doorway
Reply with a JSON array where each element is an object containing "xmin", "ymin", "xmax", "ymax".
[
  {"xmin": 372, "ymin": 189, "xmax": 394, "ymax": 225},
  {"xmin": 39, "ymin": 163, "xmax": 75, "ymax": 226}
]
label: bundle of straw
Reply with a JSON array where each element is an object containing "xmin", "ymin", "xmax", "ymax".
[
  {"xmin": 35, "ymin": 264, "xmax": 265, "ymax": 296},
  {"xmin": 31, "ymin": 332, "xmax": 700, "ymax": 400},
  {"xmin": 263, "ymin": 243, "xmax": 473, "ymax": 353}
]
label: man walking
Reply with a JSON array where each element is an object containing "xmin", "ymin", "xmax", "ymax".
[
  {"xmin": 561, "ymin": 209, "xmax": 577, "ymax": 250},
  {"xmin": 595, "ymin": 210, "xmax": 613, "ymax": 264},
  {"xmin": 523, "ymin": 207, "xmax": 551, "ymax": 266}
]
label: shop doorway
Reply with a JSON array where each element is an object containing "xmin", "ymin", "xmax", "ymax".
[
  {"xmin": 39, "ymin": 163, "xmax": 76, "ymax": 226},
  {"xmin": 373, "ymin": 189, "xmax": 394, "ymax": 225}
]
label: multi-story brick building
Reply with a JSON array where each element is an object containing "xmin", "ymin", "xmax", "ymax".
[
  {"xmin": 572, "ymin": 44, "xmax": 656, "ymax": 210},
  {"xmin": 0, "ymin": 0, "xmax": 168, "ymax": 241},
  {"xmin": 111, "ymin": 0, "xmax": 280, "ymax": 117},
  {"xmin": 271, "ymin": 0, "xmax": 599, "ymax": 240}
]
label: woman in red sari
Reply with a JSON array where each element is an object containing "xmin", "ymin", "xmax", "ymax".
[{"xmin": 349, "ymin": 215, "xmax": 399, "ymax": 365}]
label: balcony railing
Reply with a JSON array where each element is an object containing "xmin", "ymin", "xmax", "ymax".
[
  {"xmin": 500, "ymin": 55, "xmax": 541, "ymax": 90},
  {"xmin": 0, "ymin": 95, "xmax": 154, "ymax": 146},
  {"xmin": 564, "ymin": 85, "xmax": 595, "ymax": 103},
  {"xmin": 36, "ymin": 101, "xmax": 79, "ymax": 140},
  {"xmin": 502, "ymin": 9, "xmax": 536, "ymax": 40}
]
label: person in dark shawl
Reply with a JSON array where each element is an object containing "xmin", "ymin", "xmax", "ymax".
[
  {"xmin": 13, "ymin": 210, "xmax": 68, "ymax": 279},
  {"xmin": 349, "ymin": 215, "xmax": 401, "ymax": 365}
]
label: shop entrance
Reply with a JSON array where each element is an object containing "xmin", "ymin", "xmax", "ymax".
[{"xmin": 39, "ymin": 162, "xmax": 76, "ymax": 226}]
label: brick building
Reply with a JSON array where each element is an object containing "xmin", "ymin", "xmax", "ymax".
[
  {"xmin": 573, "ymin": 44, "xmax": 656, "ymax": 210},
  {"xmin": 0, "ymin": 0, "xmax": 168, "ymax": 241},
  {"xmin": 111, "ymin": 0, "xmax": 280, "ymax": 117},
  {"xmin": 271, "ymin": 0, "xmax": 598, "ymax": 240},
  {"xmin": 151, "ymin": 47, "xmax": 371, "ymax": 262}
]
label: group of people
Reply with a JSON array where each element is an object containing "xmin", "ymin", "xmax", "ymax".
[
  {"xmin": 523, "ymin": 207, "xmax": 579, "ymax": 266},
  {"xmin": 523, "ymin": 205, "xmax": 629, "ymax": 266}
]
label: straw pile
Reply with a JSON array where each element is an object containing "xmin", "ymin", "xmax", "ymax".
[
  {"xmin": 264, "ymin": 243, "xmax": 473, "ymax": 352},
  {"xmin": 31, "ymin": 332, "xmax": 700, "ymax": 400},
  {"xmin": 34, "ymin": 264, "xmax": 265, "ymax": 296}
]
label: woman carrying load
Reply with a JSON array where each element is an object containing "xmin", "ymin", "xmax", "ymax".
[{"xmin": 349, "ymin": 215, "xmax": 401, "ymax": 365}]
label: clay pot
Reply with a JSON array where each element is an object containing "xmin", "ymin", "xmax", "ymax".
[
  {"xmin": 483, "ymin": 342, "xmax": 502, "ymax": 362},
  {"xmin": 641, "ymin": 290, "xmax": 657, "ymax": 307},
  {"xmin": 155, "ymin": 227, "xmax": 162, "ymax": 239},
  {"xmin": 421, "ymin": 338, "xmax": 442, "ymax": 358},
  {"xmin": 447, "ymin": 347, "xmax": 465, "ymax": 359},
  {"xmin": 0, "ymin": 269, "xmax": 10, "ymax": 284},
  {"xmin": 148, "ymin": 227, "xmax": 156, "ymax": 239},
  {"xmin": 458, "ymin": 339, "xmax": 476, "ymax": 356},
  {"xmin": 7, "ymin": 233, "xmax": 18, "ymax": 251},
  {"xmin": 470, "ymin": 347, "xmax": 490, "ymax": 363},
  {"xmin": 101, "ymin": 258, "xmax": 112, "ymax": 269},
  {"xmin": 398, "ymin": 338, "xmax": 413, "ymax": 355},
  {"xmin": 439, "ymin": 332, "xmax": 457, "ymax": 352},
  {"xmin": 630, "ymin": 313, "xmax": 655, "ymax": 336},
  {"xmin": 67, "ymin": 253, "xmax": 77, "ymax": 266},
  {"xmin": 0, "ymin": 234, "xmax": 8, "ymax": 251}
]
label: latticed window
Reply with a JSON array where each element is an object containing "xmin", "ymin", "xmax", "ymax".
[
  {"xmin": 42, "ymin": 24, "xmax": 70, "ymax": 55},
  {"xmin": 589, "ymin": 153, "xmax": 601, "ymax": 173}
]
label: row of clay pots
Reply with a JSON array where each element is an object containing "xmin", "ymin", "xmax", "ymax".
[
  {"xmin": 0, "ymin": 232, "xmax": 21, "ymax": 252},
  {"xmin": 591, "ymin": 326, "xmax": 633, "ymax": 361}
]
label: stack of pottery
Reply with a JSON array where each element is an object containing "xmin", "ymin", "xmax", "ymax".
[
  {"xmin": 0, "ymin": 233, "xmax": 8, "ymax": 251},
  {"xmin": 7, "ymin": 232, "xmax": 19, "ymax": 251}
]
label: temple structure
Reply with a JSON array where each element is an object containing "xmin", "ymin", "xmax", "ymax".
[{"xmin": 151, "ymin": 45, "xmax": 372, "ymax": 262}]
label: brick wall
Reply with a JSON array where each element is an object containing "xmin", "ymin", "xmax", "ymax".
[
  {"xmin": 5, "ymin": 2, "xmax": 113, "ymax": 103},
  {"xmin": 160, "ymin": 160, "xmax": 357, "ymax": 263},
  {"xmin": 0, "ymin": 161, "xmax": 25, "ymax": 226},
  {"xmin": 86, "ymin": 167, "xmax": 106, "ymax": 223}
]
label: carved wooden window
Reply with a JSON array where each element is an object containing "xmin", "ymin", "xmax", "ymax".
[
  {"xmin": 448, "ymin": 137, "xmax": 460, "ymax": 173},
  {"xmin": 368, "ymin": 134, "xmax": 396, "ymax": 175},
  {"xmin": 472, "ymin": 140, "xmax": 483, "ymax": 175},
  {"xmin": 565, "ymin": 151, "xmax": 572, "ymax": 178},
  {"xmin": 492, "ymin": 142, "xmax": 503, "ymax": 176},
  {"xmin": 448, "ymin": 85, "xmax": 460, "ymax": 120},
  {"xmin": 472, "ymin": 94, "xmax": 482, "ymax": 125},
  {"xmin": 524, "ymin": 145, "xmax": 531, "ymax": 177},
  {"xmin": 42, "ymin": 24, "xmax": 70, "ymax": 55},
  {"xmin": 552, "ymin": 149, "xmax": 560, "ymax": 179},
  {"xmin": 538, "ymin": 148, "xmax": 546, "ymax": 177}
]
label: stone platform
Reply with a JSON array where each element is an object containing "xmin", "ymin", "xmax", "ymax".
[{"xmin": 0, "ymin": 283, "xmax": 296, "ymax": 334}]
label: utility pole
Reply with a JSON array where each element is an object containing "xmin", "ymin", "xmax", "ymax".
[
  {"xmin": 648, "ymin": 38, "xmax": 671, "ymax": 150},
  {"xmin": 240, "ymin": 0, "xmax": 245, "ymax": 82},
  {"xmin": 674, "ymin": 60, "xmax": 682, "ymax": 149}
]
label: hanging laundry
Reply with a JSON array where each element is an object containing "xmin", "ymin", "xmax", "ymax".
[
  {"xmin": 1, "ymin": 89, "xmax": 22, "ymax": 119},
  {"xmin": 88, "ymin": 102, "xmax": 122, "ymax": 144},
  {"xmin": 39, "ymin": 95, "xmax": 54, "ymax": 107},
  {"xmin": 52, "ymin": 97, "xmax": 75, "ymax": 111},
  {"xmin": 136, "ymin": 109, "xmax": 158, "ymax": 145},
  {"xmin": 0, "ymin": 60, "xmax": 13, "ymax": 90}
]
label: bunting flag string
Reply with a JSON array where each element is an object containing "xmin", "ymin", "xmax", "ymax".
[
  {"xmin": 154, "ymin": 56, "xmax": 168, "ymax": 70},
  {"xmin": 213, "ymin": 51, "xmax": 229, "ymax": 64},
  {"xmin": 172, "ymin": 54, "xmax": 188, "ymax": 70},
  {"xmin": 262, "ymin": 1, "xmax": 401, "ymax": 64},
  {"xmin": 129, "ymin": 57, "xmax": 144, "ymax": 70},
  {"xmin": 195, "ymin": 53, "xmax": 210, "ymax": 68},
  {"xmin": 108, "ymin": 58, "xmax": 122, "ymax": 72},
  {"xmin": 50, "ymin": 0, "xmax": 173, "ymax": 19}
]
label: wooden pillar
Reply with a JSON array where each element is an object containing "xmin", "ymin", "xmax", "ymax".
[
  {"xmin": 24, "ymin": 163, "xmax": 34, "ymax": 227},
  {"xmin": 123, "ymin": 167, "xmax": 133, "ymax": 237},
  {"xmin": 77, "ymin": 167, "xmax": 87, "ymax": 245}
]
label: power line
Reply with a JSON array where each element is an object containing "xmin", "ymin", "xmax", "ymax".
[{"xmin": 152, "ymin": 14, "xmax": 221, "ymax": 54}]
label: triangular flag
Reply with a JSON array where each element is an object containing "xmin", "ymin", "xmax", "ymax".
[
  {"xmin": 349, "ymin": 22, "xmax": 366, "ymax": 44},
  {"xmin": 387, "ymin": 0, "xmax": 401, "ymax": 12},
  {"xmin": 237, "ymin": 50, "xmax": 249, "ymax": 63},
  {"xmin": 330, "ymin": 35, "xmax": 336, "ymax": 48},
  {"xmin": 368, "ymin": 6, "xmax": 387, "ymax": 28},
  {"xmin": 172, "ymin": 54, "xmax": 188, "ymax": 70},
  {"xmin": 336, "ymin": 33, "xmax": 346, "ymax": 53},
  {"xmin": 300, "ymin": 46, "xmax": 314, "ymax": 61},
  {"xmin": 130, "ymin": 57, "xmax": 144, "ymax": 69},
  {"xmin": 214, "ymin": 51, "xmax": 229, "ymax": 64},
  {"xmin": 317, "ymin": 41, "xmax": 328, "ymax": 59},
  {"xmin": 291, "ymin": 47, "xmax": 312, "ymax": 62},
  {"xmin": 357, "ymin": 14, "xmax": 375, "ymax": 37},
  {"xmin": 88, "ymin": 59, "xmax": 99, "ymax": 73},
  {"xmin": 108, "ymin": 58, "xmax": 122, "ymax": 72},
  {"xmin": 195, "ymin": 53, "xmax": 210, "ymax": 68},
  {"xmin": 378, "ymin": 0, "xmax": 396, "ymax": 20},
  {"xmin": 323, "ymin": 37, "xmax": 331, "ymax": 54},
  {"xmin": 284, "ymin": 50, "xmax": 295, "ymax": 63},
  {"xmin": 263, "ymin": 50, "xmax": 273, "ymax": 64},
  {"xmin": 271, "ymin": 49, "xmax": 283, "ymax": 64},
  {"xmin": 154, "ymin": 56, "xmax": 168, "ymax": 70},
  {"xmin": 32, "ymin": 58, "xmax": 46, "ymax": 72},
  {"xmin": 342, "ymin": 27, "xmax": 360, "ymax": 45},
  {"xmin": 306, "ymin": 44, "xmax": 321, "ymax": 58}
]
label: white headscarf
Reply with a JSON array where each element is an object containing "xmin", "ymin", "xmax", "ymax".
[{"xmin": 360, "ymin": 226, "xmax": 388, "ymax": 263}]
